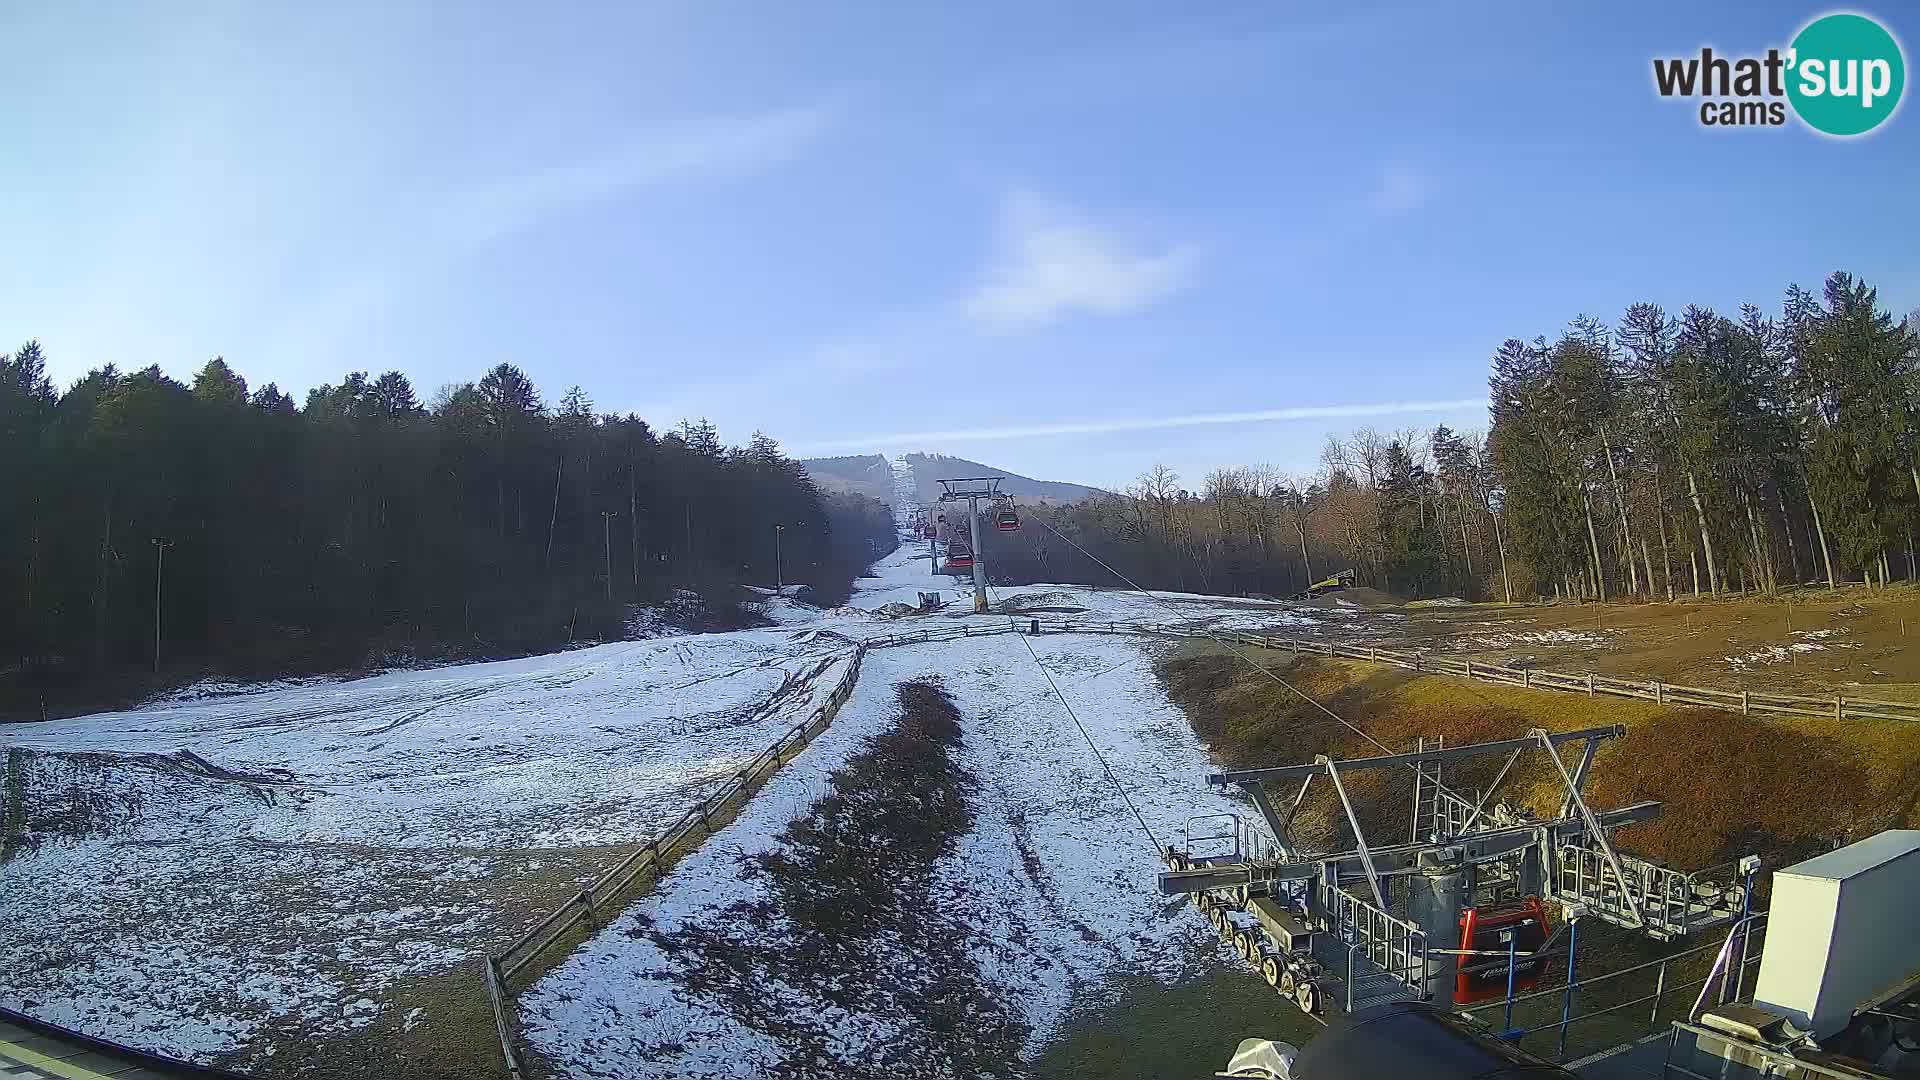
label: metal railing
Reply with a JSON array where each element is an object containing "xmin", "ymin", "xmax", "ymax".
[
  {"xmin": 1322, "ymin": 884, "xmax": 1429, "ymax": 998},
  {"xmin": 1432, "ymin": 788, "xmax": 1478, "ymax": 840},
  {"xmin": 1460, "ymin": 913, "xmax": 1768, "ymax": 1062},
  {"xmin": 1554, "ymin": 845, "xmax": 1743, "ymax": 937}
]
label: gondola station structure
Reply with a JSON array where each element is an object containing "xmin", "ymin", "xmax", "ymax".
[{"xmin": 1162, "ymin": 726, "xmax": 1757, "ymax": 1021}]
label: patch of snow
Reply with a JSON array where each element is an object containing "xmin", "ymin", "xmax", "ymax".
[
  {"xmin": 1725, "ymin": 631, "xmax": 1860, "ymax": 670},
  {"xmin": 623, "ymin": 605, "xmax": 676, "ymax": 640},
  {"xmin": 147, "ymin": 675, "xmax": 344, "ymax": 705},
  {"xmin": 747, "ymin": 596, "xmax": 828, "ymax": 627},
  {"xmin": 1441, "ymin": 627, "xmax": 1625, "ymax": 652}
]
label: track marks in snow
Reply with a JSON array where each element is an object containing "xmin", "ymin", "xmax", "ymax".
[{"xmin": 520, "ymin": 634, "xmax": 1247, "ymax": 1078}]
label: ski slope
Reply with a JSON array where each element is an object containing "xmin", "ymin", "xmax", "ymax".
[
  {"xmin": 0, "ymin": 630, "xmax": 859, "ymax": 1065},
  {"xmin": 517, "ymin": 629, "xmax": 1245, "ymax": 1078},
  {"xmin": 0, "ymin": 536, "xmax": 1378, "ymax": 1073},
  {"xmin": 514, "ymin": 544, "xmax": 1369, "ymax": 1077}
]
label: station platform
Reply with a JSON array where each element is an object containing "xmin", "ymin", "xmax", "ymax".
[{"xmin": 0, "ymin": 1011, "xmax": 235, "ymax": 1080}]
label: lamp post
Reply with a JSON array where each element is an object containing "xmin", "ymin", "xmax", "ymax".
[
  {"xmin": 601, "ymin": 511, "xmax": 618, "ymax": 601},
  {"xmin": 774, "ymin": 524, "xmax": 785, "ymax": 591},
  {"xmin": 151, "ymin": 538, "xmax": 172, "ymax": 674}
]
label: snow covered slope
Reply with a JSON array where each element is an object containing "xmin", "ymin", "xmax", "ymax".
[
  {"xmin": 517, "ymin": 632, "xmax": 1244, "ymax": 1078},
  {"xmin": 0, "ymin": 630, "xmax": 859, "ymax": 1067}
]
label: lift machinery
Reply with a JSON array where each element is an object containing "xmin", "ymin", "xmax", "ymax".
[{"xmin": 1161, "ymin": 726, "xmax": 1754, "ymax": 1020}]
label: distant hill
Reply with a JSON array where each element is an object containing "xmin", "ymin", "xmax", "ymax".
[
  {"xmin": 799, "ymin": 454, "xmax": 896, "ymax": 502},
  {"xmin": 800, "ymin": 452, "xmax": 1105, "ymax": 508}
]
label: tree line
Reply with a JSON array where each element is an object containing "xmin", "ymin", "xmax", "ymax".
[
  {"xmin": 979, "ymin": 272, "xmax": 1918, "ymax": 604},
  {"xmin": 0, "ymin": 350, "xmax": 896, "ymax": 712}
]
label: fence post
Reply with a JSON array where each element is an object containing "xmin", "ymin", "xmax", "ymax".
[
  {"xmin": 486, "ymin": 957, "xmax": 526, "ymax": 1080},
  {"xmin": 1585, "ymin": 674, "xmax": 1594, "ymax": 696},
  {"xmin": 1524, "ymin": 669, "xmax": 1532, "ymax": 688},
  {"xmin": 1369, "ymin": 646, "xmax": 1378, "ymax": 662},
  {"xmin": 1741, "ymin": 690, "xmax": 1750, "ymax": 716},
  {"xmin": 1835, "ymin": 695, "xmax": 1844, "ymax": 720},
  {"xmin": 1653, "ymin": 679, "xmax": 1663, "ymax": 705},
  {"xmin": 1464, "ymin": 659, "xmax": 1472, "ymax": 678}
]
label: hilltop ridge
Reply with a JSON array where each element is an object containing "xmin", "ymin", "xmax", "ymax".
[{"xmin": 801, "ymin": 452, "xmax": 1104, "ymax": 507}]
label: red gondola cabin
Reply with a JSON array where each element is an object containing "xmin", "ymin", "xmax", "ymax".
[{"xmin": 1455, "ymin": 897, "xmax": 1549, "ymax": 1005}]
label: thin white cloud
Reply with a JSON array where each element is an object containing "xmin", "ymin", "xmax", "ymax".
[
  {"xmin": 446, "ymin": 104, "xmax": 839, "ymax": 246},
  {"xmin": 265, "ymin": 103, "xmax": 840, "ymax": 366},
  {"xmin": 962, "ymin": 191, "xmax": 1197, "ymax": 327},
  {"xmin": 1369, "ymin": 159, "xmax": 1431, "ymax": 214},
  {"xmin": 792, "ymin": 398, "xmax": 1488, "ymax": 454}
]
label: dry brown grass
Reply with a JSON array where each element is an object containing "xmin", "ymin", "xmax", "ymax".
[
  {"xmin": 1393, "ymin": 583, "xmax": 1920, "ymax": 699},
  {"xmin": 1157, "ymin": 643, "xmax": 1920, "ymax": 871}
]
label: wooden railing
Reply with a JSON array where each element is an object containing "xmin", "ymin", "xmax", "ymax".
[
  {"xmin": 481, "ymin": 642, "xmax": 869, "ymax": 1079},
  {"xmin": 1159, "ymin": 628, "xmax": 1920, "ymax": 723}
]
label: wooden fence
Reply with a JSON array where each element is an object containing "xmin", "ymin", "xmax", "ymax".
[
  {"xmin": 869, "ymin": 617, "xmax": 1920, "ymax": 723},
  {"xmin": 481, "ymin": 641, "xmax": 870, "ymax": 1080},
  {"xmin": 1147, "ymin": 627, "xmax": 1920, "ymax": 724},
  {"xmin": 480, "ymin": 613, "xmax": 1920, "ymax": 1077}
]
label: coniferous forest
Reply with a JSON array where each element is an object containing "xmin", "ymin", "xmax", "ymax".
[
  {"xmin": 980, "ymin": 273, "xmax": 1920, "ymax": 605},
  {"xmin": 0, "ymin": 354, "xmax": 896, "ymax": 715},
  {"xmin": 6, "ymin": 271, "xmax": 1914, "ymax": 712}
]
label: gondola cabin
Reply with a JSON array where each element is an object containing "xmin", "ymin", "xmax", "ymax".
[
  {"xmin": 994, "ymin": 507, "xmax": 1019, "ymax": 531},
  {"xmin": 1455, "ymin": 897, "xmax": 1549, "ymax": 1005},
  {"xmin": 944, "ymin": 547, "xmax": 974, "ymax": 572}
]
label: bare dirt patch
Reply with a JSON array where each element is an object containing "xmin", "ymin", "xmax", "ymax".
[{"xmin": 616, "ymin": 678, "xmax": 1029, "ymax": 1080}]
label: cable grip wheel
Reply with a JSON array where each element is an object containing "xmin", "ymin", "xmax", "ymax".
[{"xmin": 1294, "ymin": 979, "xmax": 1319, "ymax": 1014}]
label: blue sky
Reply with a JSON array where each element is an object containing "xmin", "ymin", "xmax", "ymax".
[{"xmin": 4, "ymin": 2, "xmax": 1917, "ymax": 490}]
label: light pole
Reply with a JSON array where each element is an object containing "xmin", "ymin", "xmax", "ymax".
[
  {"xmin": 151, "ymin": 538, "xmax": 172, "ymax": 674},
  {"xmin": 774, "ymin": 524, "xmax": 785, "ymax": 591},
  {"xmin": 601, "ymin": 511, "xmax": 618, "ymax": 602}
]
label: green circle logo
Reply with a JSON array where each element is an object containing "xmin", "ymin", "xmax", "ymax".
[{"xmin": 1787, "ymin": 13, "xmax": 1905, "ymax": 136}]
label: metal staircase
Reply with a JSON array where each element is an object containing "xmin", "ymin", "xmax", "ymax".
[{"xmin": 1315, "ymin": 883, "xmax": 1429, "ymax": 1011}]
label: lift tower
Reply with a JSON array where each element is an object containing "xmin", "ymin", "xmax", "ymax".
[{"xmin": 936, "ymin": 476, "xmax": 1004, "ymax": 614}]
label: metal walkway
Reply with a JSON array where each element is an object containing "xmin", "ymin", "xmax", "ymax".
[{"xmin": 0, "ymin": 1011, "xmax": 233, "ymax": 1080}]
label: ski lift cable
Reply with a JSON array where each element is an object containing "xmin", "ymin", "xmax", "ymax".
[
  {"xmin": 1026, "ymin": 514, "xmax": 1486, "ymax": 807},
  {"xmin": 983, "ymin": 579, "xmax": 1165, "ymax": 855}
]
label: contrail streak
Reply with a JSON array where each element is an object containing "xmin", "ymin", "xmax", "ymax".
[{"xmin": 795, "ymin": 398, "xmax": 1488, "ymax": 453}]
